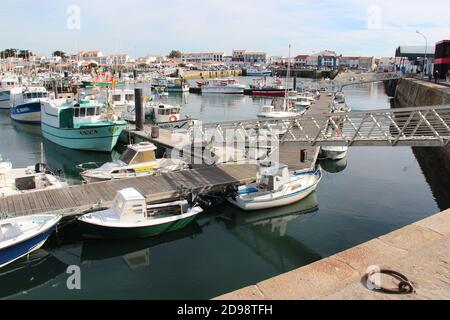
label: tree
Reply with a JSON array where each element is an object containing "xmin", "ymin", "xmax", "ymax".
[
  {"xmin": 0, "ymin": 48, "xmax": 18, "ymax": 58},
  {"xmin": 168, "ymin": 50, "xmax": 182, "ymax": 59},
  {"xmin": 18, "ymin": 50, "xmax": 33, "ymax": 59},
  {"xmin": 53, "ymin": 50, "xmax": 67, "ymax": 59}
]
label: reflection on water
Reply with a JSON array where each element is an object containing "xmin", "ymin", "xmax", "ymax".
[
  {"xmin": 319, "ymin": 157, "xmax": 348, "ymax": 174},
  {"xmin": 0, "ymin": 250, "xmax": 67, "ymax": 299}
]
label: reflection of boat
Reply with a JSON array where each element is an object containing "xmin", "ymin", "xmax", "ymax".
[
  {"xmin": 80, "ymin": 221, "xmax": 202, "ymax": 262},
  {"xmin": 78, "ymin": 188, "xmax": 203, "ymax": 239},
  {"xmin": 225, "ymin": 192, "xmax": 319, "ymax": 236},
  {"xmin": 0, "ymin": 214, "xmax": 62, "ymax": 268},
  {"xmin": 0, "ymin": 249, "xmax": 68, "ymax": 299},
  {"xmin": 228, "ymin": 161, "xmax": 322, "ymax": 211},
  {"xmin": 319, "ymin": 157, "xmax": 348, "ymax": 173}
]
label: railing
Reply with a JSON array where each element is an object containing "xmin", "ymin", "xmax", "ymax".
[{"xmin": 187, "ymin": 105, "xmax": 450, "ymax": 147}]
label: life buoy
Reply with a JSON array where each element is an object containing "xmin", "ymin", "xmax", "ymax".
[{"xmin": 169, "ymin": 115, "xmax": 178, "ymax": 122}]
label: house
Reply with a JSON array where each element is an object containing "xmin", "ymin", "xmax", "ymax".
[
  {"xmin": 181, "ymin": 52, "xmax": 224, "ymax": 63},
  {"xmin": 358, "ymin": 57, "xmax": 376, "ymax": 71},
  {"xmin": 339, "ymin": 56, "xmax": 360, "ymax": 69},
  {"xmin": 108, "ymin": 54, "xmax": 130, "ymax": 65},
  {"xmin": 294, "ymin": 55, "xmax": 309, "ymax": 66},
  {"xmin": 395, "ymin": 46, "xmax": 435, "ymax": 74},
  {"xmin": 377, "ymin": 57, "xmax": 397, "ymax": 72},
  {"xmin": 232, "ymin": 50, "xmax": 267, "ymax": 63}
]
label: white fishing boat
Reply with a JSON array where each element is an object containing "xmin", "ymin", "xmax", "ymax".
[
  {"xmin": 97, "ymin": 89, "xmax": 135, "ymax": 108},
  {"xmin": 0, "ymin": 163, "xmax": 67, "ymax": 198},
  {"xmin": 319, "ymin": 146, "xmax": 348, "ymax": 160},
  {"xmin": 227, "ymin": 161, "xmax": 322, "ymax": 211},
  {"xmin": 0, "ymin": 214, "xmax": 62, "ymax": 268},
  {"xmin": 78, "ymin": 142, "xmax": 188, "ymax": 183},
  {"xmin": 201, "ymin": 79, "xmax": 246, "ymax": 94},
  {"xmin": 246, "ymin": 67, "xmax": 272, "ymax": 77},
  {"xmin": 0, "ymin": 77, "xmax": 21, "ymax": 109},
  {"xmin": 123, "ymin": 103, "xmax": 181, "ymax": 124},
  {"xmin": 10, "ymin": 87, "xmax": 54, "ymax": 123},
  {"xmin": 257, "ymin": 105, "xmax": 301, "ymax": 118},
  {"xmin": 78, "ymin": 188, "xmax": 203, "ymax": 239}
]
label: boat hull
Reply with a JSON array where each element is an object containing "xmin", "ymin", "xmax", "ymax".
[
  {"xmin": 202, "ymin": 87, "xmax": 245, "ymax": 94},
  {"xmin": 10, "ymin": 102, "xmax": 41, "ymax": 124},
  {"xmin": 78, "ymin": 214, "xmax": 198, "ymax": 239},
  {"xmin": 252, "ymin": 90, "xmax": 286, "ymax": 97},
  {"xmin": 228, "ymin": 171, "xmax": 321, "ymax": 211},
  {"xmin": 42, "ymin": 122, "xmax": 126, "ymax": 152},
  {"xmin": 0, "ymin": 100, "xmax": 10, "ymax": 109},
  {"xmin": 246, "ymin": 72, "xmax": 272, "ymax": 77},
  {"xmin": 0, "ymin": 225, "xmax": 57, "ymax": 268},
  {"xmin": 82, "ymin": 81, "xmax": 125, "ymax": 88}
]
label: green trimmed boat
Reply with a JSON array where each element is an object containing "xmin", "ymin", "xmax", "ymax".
[
  {"xmin": 78, "ymin": 188, "xmax": 203, "ymax": 239},
  {"xmin": 82, "ymin": 81, "xmax": 125, "ymax": 88},
  {"xmin": 41, "ymin": 99, "xmax": 126, "ymax": 152}
]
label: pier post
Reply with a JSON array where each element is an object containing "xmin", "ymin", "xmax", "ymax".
[
  {"xmin": 293, "ymin": 76, "xmax": 297, "ymax": 90},
  {"xmin": 134, "ymin": 88, "xmax": 144, "ymax": 131}
]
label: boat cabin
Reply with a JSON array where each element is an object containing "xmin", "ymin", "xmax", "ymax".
[
  {"xmin": 98, "ymin": 89, "xmax": 134, "ymax": 107},
  {"xmin": 260, "ymin": 105, "xmax": 275, "ymax": 114},
  {"xmin": 152, "ymin": 104, "xmax": 181, "ymax": 123},
  {"xmin": 112, "ymin": 188, "xmax": 147, "ymax": 223},
  {"xmin": 0, "ymin": 77, "xmax": 19, "ymax": 89},
  {"xmin": 119, "ymin": 142, "xmax": 157, "ymax": 165},
  {"xmin": 256, "ymin": 161, "xmax": 290, "ymax": 191}
]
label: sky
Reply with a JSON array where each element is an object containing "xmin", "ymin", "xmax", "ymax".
[{"xmin": 1, "ymin": 0, "xmax": 449, "ymax": 58}]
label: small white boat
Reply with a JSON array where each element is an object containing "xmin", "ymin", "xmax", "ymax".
[
  {"xmin": 228, "ymin": 161, "xmax": 322, "ymax": 211},
  {"xmin": 0, "ymin": 214, "xmax": 62, "ymax": 268},
  {"xmin": 79, "ymin": 142, "xmax": 188, "ymax": 183},
  {"xmin": 319, "ymin": 146, "xmax": 348, "ymax": 160},
  {"xmin": 0, "ymin": 77, "xmax": 22, "ymax": 109},
  {"xmin": 201, "ymin": 78, "xmax": 246, "ymax": 94},
  {"xmin": 257, "ymin": 105, "xmax": 301, "ymax": 118},
  {"xmin": 78, "ymin": 188, "xmax": 203, "ymax": 239},
  {"xmin": 0, "ymin": 163, "xmax": 67, "ymax": 198}
]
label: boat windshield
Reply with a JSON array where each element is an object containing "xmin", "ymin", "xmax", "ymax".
[
  {"xmin": 120, "ymin": 148, "xmax": 138, "ymax": 165},
  {"xmin": 113, "ymin": 198, "xmax": 125, "ymax": 213}
]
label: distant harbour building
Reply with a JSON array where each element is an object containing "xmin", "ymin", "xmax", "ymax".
[
  {"xmin": 181, "ymin": 52, "xmax": 224, "ymax": 63},
  {"xmin": 339, "ymin": 56, "xmax": 376, "ymax": 71},
  {"xmin": 108, "ymin": 54, "xmax": 130, "ymax": 65},
  {"xmin": 232, "ymin": 50, "xmax": 267, "ymax": 63},
  {"xmin": 395, "ymin": 45, "xmax": 435, "ymax": 74},
  {"xmin": 377, "ymin": 57, "xmax": 398, "ymax": 73},
  {"xmin": 294, "ymin": 55, "xmax": 309, "ymax": 67}
]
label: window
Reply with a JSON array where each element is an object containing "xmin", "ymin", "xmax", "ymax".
[
  {"xmin": 130, "ymin": 151, "xmax": 156, "ymax": 164},
  {"xmin": 125, "ymin": 94, "xmax": 134, "ymax": 101},
  {"xmin": 120, "ymin": 148, "xmax": 138, "ymax": 164},
  {"xmin": 74, "ymin": 108, "xmax": 80, "ymax": 117},
  {"xmin": 86, "ymin": 107, "xmax": 95, "ymax": 116},
  {"xmin": 113, "ymin": 199, "xmax": 125, "ymax": 213},
  {"xmin": 79, "ymin": 108, "xmax": 86, "ymax": 117},
  {"xmin": 172, "ymin": 108, "xmax": 179, "ymax": 114},
  {"xmin": 113, "ymin": 95, "xmax": 121, "ymax": 102}
]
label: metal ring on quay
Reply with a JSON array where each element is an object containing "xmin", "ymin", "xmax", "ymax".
[{"xmin": 365, "ymin": 269, "xmax": 415, "ymax": 295}]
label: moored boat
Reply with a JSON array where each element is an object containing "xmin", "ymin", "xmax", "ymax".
[
  {"xmin": 0, "ymin": 214, "xmax": 62, "ymax": 268},
  {"xmin": 227, "ymin": 161, "xmax": 322, "ymax": 211},
  {"xmin": 41, "ymin": 98, "xmax": 126, "ymax": 152},
  {"xmin": 10, "ymin": 87, "xmax": 53, "ymax": 124},
  {"xmin": 78, "ymin": 142, "xmax": 188, "ymax": 183},
  {"xmin": 0, "ymin": 77, "xmax": 21, "ymax": 109},
  {"xmin": 201, "ymin": 78, "xmax": 246, "ymax": 94},
  {"xmin": 78, "ymin": 188, "xmax": 203, "ymax": 239}
]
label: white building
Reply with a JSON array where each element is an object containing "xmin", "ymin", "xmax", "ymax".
[
  {"xmin": 108, "ymin": 54, "xmax": 130, "ymax": 65},
  {"xmin": 181, "ymin": 52, "xmax": 224, "ymax": 63},
  {"xmin": 232, "ymin": 50, "xmax": 267, "ymax": 63}
]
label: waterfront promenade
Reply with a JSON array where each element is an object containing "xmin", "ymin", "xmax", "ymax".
[{"xmin": 216, "ymin": 208, "xmax": 450, "ymax": 300}]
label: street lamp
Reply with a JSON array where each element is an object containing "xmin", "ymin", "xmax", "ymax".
[{"xmin": 416, "ymin": 30, "xmax": 428, "ymax": 78}]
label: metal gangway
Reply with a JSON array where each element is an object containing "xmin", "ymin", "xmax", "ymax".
[{"xmin": 187, "ymin": 105, "xmax": 450, "ymax": 147}]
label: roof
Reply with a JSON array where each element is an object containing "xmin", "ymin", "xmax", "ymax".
[
  {"xmin": 117, "ymin": 188, "xmax": 145, "ymax": 201},
  {"xmin": 295, "ymin": 55, "xmax": 309, "ymax": 60},
  {"xmin": 395, "ymin": 46, "xmax": 435, "ymax": 57}
]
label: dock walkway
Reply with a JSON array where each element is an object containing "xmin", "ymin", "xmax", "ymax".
[{"xmin": 0, "ymin": 164, "xmax": 256, "ymax": 218}]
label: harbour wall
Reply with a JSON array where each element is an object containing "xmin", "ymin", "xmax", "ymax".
[{"xmin": 384, "ymin": 78, "xmax": 450, "ymax": 211}]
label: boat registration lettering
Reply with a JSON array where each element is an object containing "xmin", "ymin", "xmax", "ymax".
[{"xmin": 80, "ymin": 129, "xmax": 98, "ymax": 135}]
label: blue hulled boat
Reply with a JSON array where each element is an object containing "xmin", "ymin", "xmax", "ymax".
[
  {"xmin": 10, "ymin": 87, "xmax": 54, "ymax": 124},
  {"xmin": 0, "ymin": 214, "xmax": 61, "ymax": 268}
]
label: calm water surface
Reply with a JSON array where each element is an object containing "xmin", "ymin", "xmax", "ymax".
[{"xmin": 0, "ymin": 78, "xmax": 441, "ymax": 299}]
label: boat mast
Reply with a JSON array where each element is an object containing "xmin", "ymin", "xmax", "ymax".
[{"xmin": 283, "ymin": 44, "xmax": 291, "ymax": 111}]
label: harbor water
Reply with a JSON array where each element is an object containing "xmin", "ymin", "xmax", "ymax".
[{"xmin": 0, "ymin": 78, "xmax": 441, "ymax": 299}]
